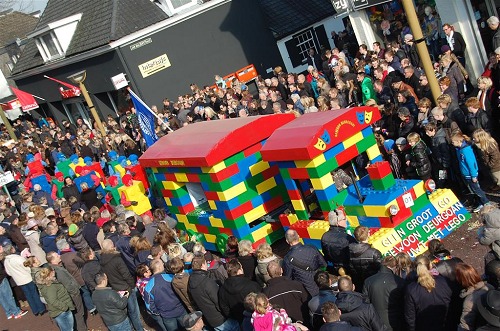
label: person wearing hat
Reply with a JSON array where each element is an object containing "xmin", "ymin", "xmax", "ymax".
[
  {"xmin": 383, "ymin": 139, "xmax": 402, "ymax": 179},
  {"xmin": 183, "ymin": 311, "xmax": 204, "ymax": 331},
  {"xmin": 478, "ymin": 290, "xmax": 500, "ymax": 330}
]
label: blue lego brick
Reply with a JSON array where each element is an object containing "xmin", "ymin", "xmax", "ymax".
[
  {"xmin": 201, "ymin": 182, "xmax": 210, "ymax": 191},
  {"xmin": 357, "ymin": 216, "xmax": 382, "ymax": 227},
  {"xmin": 361, "ymin": 126, "xmax": 374, "ymax": 138},
  {"xmin": 315, "ymin": 184, "xmax": 339, "ymax": 201},
  {"xmin": 261, "ymin": 138, "xmax": 267, "ymax": 146},
  {"xmin": 279, "ymin": 161, "xmax": 297, "ymax": 169},
  {"xmin": 232, "ymin": 224, "xmax": 252, "ymax": 238},
  {"xmin": 275, "ymin": 175, "xmax": 284, "ymax": 186},
  {"xmin": 189, "ymin": 168, "xmax": 203, "ymax": 174},
  {"xmin": 198, "ymin": 216, "xmax": 212, "ymax": 227},
  {"xmin": 229, "ymin": 173, "xmax": 245, "ymax": 186},
  {"xmin": 31, "ymin": 175, "xmax": 51, "ymax": 193},
  {"xmin": 170, "ymin": 194, "xmax": 192, "ymax": 207},
  {"xmin": 251, "ymin": 194, "xmax": 265, "ymax": 208},
  {"xmin": 299, "ymin": 180, "xmax": 311, "ymax": 192},
  {"xmin": 204, "ymin": 242, "xmax": 216, "ymax": 251},
  {"xmin": 283, "ymin": 179, "xmax": 298, "ymax": 191},
  {"xmin": 155, "ymin": 173, "xmax": 167, "ymax": 181},
  {"xmin": 324, "ymin": 142, "xmax": 345, "ymax": 161},
  {"xmin": 303, "ymin": 238, "xmax": 322, "ymax": 251},
  {"xmin": 212, "ymin": 209, "xmax": 226, "ymax": 220},
  {"xmin": 370, "ymin": 155, "xmax": 384, "ymax": 163},
  {"xmin": 215, "ymin": 197, "xmax": 241, "ymax": 210}
]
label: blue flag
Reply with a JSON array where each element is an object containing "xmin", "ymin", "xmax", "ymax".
[{"xmin": 128, "ymin": 88, "xmax": 159, "ymax": 147}]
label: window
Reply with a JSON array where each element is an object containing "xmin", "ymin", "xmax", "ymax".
[
  {"xmin": 295, "ymin": 30, "xmax": 317, "ymax": 62},
  {"xmin": 35, "ymin": 32, "xmax": 63, "ymax": 61},
  {"xmin": 7, "ymin": 63, "xmax": 14, "ymax": 72},
  {"xmin": 163, "ymin": 0, "xmax": 197, "ymax": 13}
]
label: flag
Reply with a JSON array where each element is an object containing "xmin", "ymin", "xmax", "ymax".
[
  {"xmin": 10, "ymin": 87, "xmax": 38, "ymax": 111},
  {"xmin": 128, "ymin": 88, "xmax": 159, "ymax": 147},
  {"xmin": 43, "ymin": 75, "xmax": 81, "ymax": 98}
]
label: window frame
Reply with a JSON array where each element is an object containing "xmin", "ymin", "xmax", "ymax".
[
  {"xmin": 164, "ymin": 0, "xmax": 197, "ymax": 14},
  {"xmin": 35, "ymin": 31, "xmax": 64, "ymax": 62},
  {"xmin": 294, "ymin": 29, "xmax": 318, "ymax": 62}
]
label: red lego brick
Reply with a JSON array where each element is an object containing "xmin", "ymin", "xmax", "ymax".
[
  {"xmin": 219, "ymin": 228, "xmax": 233, "ymax": 235},
  {"xmin": 289, "ymin": 220, "xmax": 315, "ymax": 238},
  {"xmin": 161, "ymin": 189, "xmax": 173, "ymax": 198},
  {"xmin": 263, "ymin": 195, "xmax": 284, "ymax": 213},
  {"xmin": 196, "ymin": 224, "xmax": 208, "ymax": 234},
  {"xmin": 262, "ymin": 165, "xmax": 280, "ymax": 180},
  {"xmin": 204, "ymin": 191, "xmax": 219, "ymax": 201},
  {"xmin": 367, "ymin": 161, "xmax": 392, "ymax": 180},
  {"xmin": 336, "ymin": 145, "xmax": 360, "ymax": 167},
  {"xmin": 210, "ymin": 163, "xmax": 240, "ymax": 182},
  {"xmin": 288, "ymin": 189, "xmax": 302, "ymax": 200},
  {"xmin": 165, "ymin": 173, "xmax": 177, "ymax": 181},
  {"xmin": 178, "ymin": 203, "xmax": 195, "ymax": 214},
  {"xmin": 186, "ymin": 173, "xmax": 201, "ymax": 182},
  {"xmin": 252, "ymin": 237, "xmax": 267, "ymax": 249},
  {"xmin": 243, "ymin": 141, "xmax": 263, "ymax": 157},
  {"xmin": 225, "ymin": 200, "xmax": 254, "ymax": 220},
  {"xmin": 288, "ymin": 167, "xmax": 310, "ymax": 179}
]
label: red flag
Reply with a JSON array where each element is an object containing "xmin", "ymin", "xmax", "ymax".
[
  {"xmin": 10, "ymin": 87, "xmax": 38, "ymax": 111},
  {"xmin": 44, "ymin": 75, "xmax": 81, "ymax": 98}
]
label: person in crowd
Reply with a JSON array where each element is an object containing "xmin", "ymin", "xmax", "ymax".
[
  {"xmin": 0, "ymin": 245, "xmax": 28, "ymax": 319},
  {"xmin": 252, "ymin": 293, "xmax": 300, "ymax": 331},
  {"xmin": 472, "ymin": 129, "xmax": 500, "ymax": 191},
  {"xmin": 465, "ymin": 97, "xmax": 491, "ymax": 136},
  {"xmin": 397, "ymin": 107, "xmax": 416, "ymax": 138},
  {"xmin": 478, "ymin": 204, "xmax": 500, "ymax": 256},
  {"xmin": 406, "ymin": 132, "xmax": 432, "ymax": 181},
  {"xmin": 362, "ymin": 256, "xmax": 406, "ymax": 331},
  {"xmin": 404, "ymin": 255, "xmax": 453, "ymax": 331},
  {"xmin": 183, "ymin": 311, "xmax": 205, "ymax": 331},
  {"xmin": 425, "ymin": 122, "xmax": 452, "ymax": 188},
  {"xmin": 321, "ymin": 301, "xmax": 362, "ymax": 331},
  {"xmin": 92, "ymin": 272, "xmax": 132, "ymax": 331},
  {"xmin": 254, "ymin": 242, "xmax": 280, "ymax": 287},
  {"xmin": 308, "ymin": 270, "xmax": 337, "ymax": 329},
  {"xmin": 349, "ymin": 226, "xmax": 383, "ymax": 291},
  {"xmin": 237, "ymin": 240, "xmax": 257, "ymax": 280},
  {"xmin": 283, "ymin": 229, "xmax": 327, "ymax": 297},
  {"xmin": 321, "ymin": 209, "xmax": 356, "ymax": 275},
  {"xmin": 170, "ymin": 257, "xmax": 195, "ymax": 312}
]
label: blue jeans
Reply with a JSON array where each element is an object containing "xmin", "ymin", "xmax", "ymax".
[
  {"xmin": 20, "ymin": 281, "xmax": 45, "ymax": 315},
  {"xmin": 467, "ymin": 179, "xmax": 489, "ymax": 205},
  {"xmin": 54, "ymin": 310, "xmax": 74, "ymax": 331},
  {"xmin": 108, "ymin": 317, "xmax": 133, "ymax": 331},
  {"xmin": 151, "ymin": 314, "xmax": 167, "ymax": 331},
  {"xmin": 214, "ymin": 318, "xmax": 239, "ymax": 331},
  {"xmin": 0, "ymin": 278, "xmax": 21, "ymax": 317},
  {"xmin": 127, "ymin": 288, "xmax": 143, "ymax": 331},
  {"xmin": 80, "ymin": 285, "xmax": 95, "ymax": 311},
  {"xmin": 162, "ymin": 312, "xmax": 187, "ymax": 331}
]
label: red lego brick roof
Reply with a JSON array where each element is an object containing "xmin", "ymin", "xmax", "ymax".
[
  {"xmin": 139, "ymin": 114, "xmax": 295, "ymax": 168},
  {"xmin": 261, "ymin": 107, "xmax": 380, "ymax": 161}
]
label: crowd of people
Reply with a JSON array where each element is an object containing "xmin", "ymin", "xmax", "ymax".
[{"xmin": 1, "ymin": 10, "xmax": 500, "ymax": 331}]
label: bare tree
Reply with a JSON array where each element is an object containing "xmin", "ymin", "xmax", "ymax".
[{"xmin": 0, "ymin": 0, "xmax": 35, "ymax": 13}]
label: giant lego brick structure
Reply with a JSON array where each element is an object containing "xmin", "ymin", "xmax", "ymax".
[
  {"xmin": 141, "ymin": 107, "xmax": 470, "ymax": 258},
  {"xmin": 140, "ymin": 115, "xmax": 296, "ymax": 251}
]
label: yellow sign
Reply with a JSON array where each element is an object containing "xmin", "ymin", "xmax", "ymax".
[{"xmin": 138, "ymin": 54, "xmax": 171, "ymax": 78}]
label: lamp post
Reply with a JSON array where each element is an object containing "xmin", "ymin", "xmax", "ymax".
[
  {"xmin": 0, "ymin": 104, "xmax": 17, "ymax": 141},
  {"xmin": 67, "ymin": 70, "xmax": 107, "ymax": 138}
]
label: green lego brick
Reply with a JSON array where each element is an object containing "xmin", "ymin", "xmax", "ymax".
[
  {"xmin": 280, "ymin": 168, "xmax": 291, "ymax": 179},
  {"xmin": 371, "ymin": 174, "xmax": 396, "ymax": 190},
  {"xmin": 268, "ymin": 228, "xmax": 285, "ymax": 243},
  {"xmin": 410, "ymin": 194, "xmax": 430, "ymax": 214},
  {"xmin": 224, "ymin": 151, "xmax": 246, "ymax": 167},
  {"xmin": 319, "ymin": 199, "xmax": 336, "ymax": 212},
  {"xmin": 198, "ymin": 173, "xmax": 212, "ymax": 183},
  {"xmin": 331, "ymin": 189, "xmax": 349, "ymax": 209},
  {"xmin": 307, "ymin": 157, "xmax": 339, "ymax": 178},
  {"xmin": 155, "ymin": 167, "xmax": 170, "ymax": 173},
  {"xmin": 222, "ymin": 216, "xmax": 248, "ymax": 229},
  {"xmin": 296, "ymin": 209, "xmax": 309, "ymax": 220},
  {"xmin": 246, "ymin": 173, "xmax": 265, "ymax": 189},
  {"xmin": 176, "ymin": 222, "xmax": 187, "ymax": 231},
  {"xmin": 167, "ymin": 205, "xmax": 179, "ymax": 214},
  {"xmin": 185, "ymin": 214, "xmax": 201, "ymax": 225},
  {"xmin": 254, "ymin": 152, "xmax": 263, "ymax": 162},
  {"xmin": 171, "ymin": 187, "xmax": 189, "ymax": 198},
  {"xmin": 344, "ymin": 204, "xmax": 367, "ymax": 217},
  {"xmin": 207, "ymin": 226, "xmax": 221, "ymax": 235},
  {"xmin": 356, "ymin": 134, "xmax": 376, "ymax": 153}
]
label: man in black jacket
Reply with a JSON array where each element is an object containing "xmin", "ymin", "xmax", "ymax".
[
  {"xmin": 92, "ymin": 272, "xmax": 131, "ymax": 330},
  {"xmin": 443, "ymin": 23, "xmax": 466, "ymax": 66},
  {"xmin": 100, "ymin": 239, "xmax": 143, "ymax": 331},
  {"xmin": 283, "ymin": 229, "xmax": 327, "ymax": 297},
  {"xmin": 348, "ymin": 226, "xmax": 383, "ymax": 291},
  {"xmin": 218, "ymin": 260, "xmax": 261, "ymax": 323},
  {"xmin": 263, "ymin": 261, "xmax": 310, "ymax": 323},
  {"xmin": 336, "ymin": 277, "xmax": 387, "ymax": 331},
  {"xmin": 81, "ymin": 247, "xmax": 101, "ymax": 292},
  {"xmin": 321, "ymin": 302, "xmax": 362, "ymax": 331},
  {"xmin": 321, "ymin": 209, "xmax": 356, "ymax": 274},
  {"xmin": 362, "ymin": 256, "xmax": 406, "ymax": 331},
  {"xmin": 188, "ymin": 255, "xmax": 239, "ymax": 331}
]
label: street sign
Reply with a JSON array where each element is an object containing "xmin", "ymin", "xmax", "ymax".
[{"xmin": 0, "ymin": 171, "xmax": 15, "ymax": 186}]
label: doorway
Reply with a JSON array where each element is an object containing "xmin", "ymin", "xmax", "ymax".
[
  {"xmin": 62, "ymin": 100, "xmax": 92, "ymax": 127},
  {"xmin": 470, "ymin": 0, "xmax": 497, "ymax": 53}
]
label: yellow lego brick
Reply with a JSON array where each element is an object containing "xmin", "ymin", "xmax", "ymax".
[
  {"xmin": 287, "ymin": 214, "xmax": 299, "ymax": 226},
  {"xmin": 413, "ymin": 181, "xmax": 426, "ymax": 198},
  {"xmin": 176, "ymin": 214, "xmax": 188, "ymax": 224},
  {"xmin": 249, "ymin": 161, "xmax": 270, "ymax": 176},
  {"xmin": 162, "ymin": 181, "xmax": 185, "ymax": 190},
  {"xmin": 343, "ymin": 132, "xmax": 364, "ymax": 149},
  {"xmin": 251, "ymin": 223, "xmax": 273, "ymax": 242},
  {"xmin": 366, "ymin": 144, "xmax": 381, "ymax": 161},
  {"xmin": 294, "ymin": 154, "xmax": 326, "ymax": 168},
  {"xmin": 118, "ymin": 181, "xmax": 146, "ymax": 200},
  {"xmin": 115, "ymin": 164, "xmax": 126, "ymax": 178},
  {"xmin": 307, "ymin": 220, "xmax": 329, "ymax": 239},
  {"xmin": 175, "ymin": 173, "xmax": 188, "ymax": 182},
  {"xmin": 310, "ymin": 173, "xmax": 334, "ymax": 190},
  {"xmin": 164, "ymin": 197, "xmax": 172, "ymax": 206},
  {"xmin": 291, "ymin": 199, "xmax": 306, "ymax": 211},
  {"xmin": 124, "ymin": 197, "xmax": 151, "ymax": 215},
  {"xmin": 204, "ymin": 233, "xmax": 216, "ymax": 243},
  {"xmin": 217, "ymin": 182, "xmax": 247, "ymax": 201},
  {"xmin": 347, "ymin": 215, "xmax": 359, "ymax": 227},
  {"xmin": 185, "ymin": 223, "xmax": 197, "ymax": 232},
  {"xmin": 201, "ymin": 161, "xmax": 226, "ymax": 174},
  {"xmin": 244, "ymin": 205, "xmax": 266, "ymax": 223},
  {"xmin": 208, "ymin": 200, "xmax": 217, "ymax": 210},
  {"xmin": 209, "ymin": 216, "xmax": 224, "ymax": 228},
  {"xmin": 367, "ymin": 228, "xmax": 402, "ymax": 255},
  {"xmin": 429, "ymin": 189, "xmax": 460, "ymax": 214},
  {"xmin": 256, "ymin": 177, "xmax": 277, "ymax": 195},
  {"xmin": 363, "ymin": 202, "xmax": 394, "ymax": 217}
]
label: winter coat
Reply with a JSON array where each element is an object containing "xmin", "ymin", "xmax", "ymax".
[
  {"xmin": 9, "ymin": 224, "xmax": 28, "ymax": 251},
  {"xmin": 3, "ymin": 253, "xmax": 32, "ymax": 286},
  {"xmin": 262, "ymin": 276, "xmax": 310, "ymax": 323},
  {"xmin": 362, "ymin": 266, "xmax": 406, "ymax": 331},
  {"xmin": 348, "ymin": 243, "xmax": 382, "ymax": 291},
  {"xmin": 321, "ymin": 226, "xmax": 356, "ymax": 271},
  {"xmin": 255, "ymin": 255, "xmax": 281, "ymax": 287},
  {"xmin": 336, "ymin": 291, "xmax": 387, "ymax": 331},
  {"xmin": 238, "ymin": 254, "xmax": 257, "ymax": 280},
  {"xmin": 376, "ymin": 86, "xmax": 394, "ymax": 106},
  {"xmin": 81, "ymin": 259, "xmax": 101, "ymax": 291},
  {"xmin": 361, "ymin": 77, "xmax": 377, "ymax": 104},
  {"xmin": 398, "ymin": 117, "xmax": 415, "ymax": 138},
  {"xmin": 458, "ymin": 281, "xmax": 492, "ymax": 331},
  {"xmin": 404, "ymin": 275, "xmax": 453, "ymax": 331},
  {"xmin": 62, "ymin": 184, "xmax": 80, "ymax": 201},
  {"xmin": 252, "ymin": 306, "xmax": 296, "ymax": 331},
  {"xmin": 42, "ymin": 234, "xmax": 57, "ymax": 254},
  {"xmin": 82, "ymin": 222, "xmax": 101, "ymax": 251},
  {"xmin": 445, "ymin": 62, "xmax": 464, "ymax": 95},
  {"xmin": 99, "ymin": 252, "xmax": 135, "ymax": 292},
  {"xmin": 309, "ymin": 288, "xmax": 338, "ymax": 329},
  {"xmin": 24, "ymin": 229, "xmax": 48, "ymax": 265},
  {"xmin": 52, "ymin": 265, "xmax": 80, "ymax": 296},
  {"xmin": 80, "ymin": 188, "xmax": 103, "ymax": 209},
  {"xmin": 455, "ymin": 141, "xmax": 479, "ymax": 179},
  {"xmin": 409, "ymin": 140, "xmax": 432, "ymax": 178},
  {"xmin": 400, "ymin": 96, "xmax": 419, "ymax": 118},
  {"xmin": 187, "ymin": 269, "xmax": 226, "ymax": 328},
  {"xmin": 430, "ymin": 251, "xmax": 463, "ymax": 281},
  {"xmin": 320, "ymin": 321, "xmax": 363, "ymax": 331},
  {"xmin": 37, "ymin": 281, "xmax": 75, "ymax": 318},
  {"xmin": 33, "ymin": 190, "xmax": 54, "ymax": 208},
  {"xmin": 142, "ymin": 222, "xmax": 158, "ymax": 245},
  {"xmin": 477, "ymin": 145, "xmax": 500, "ymax": 172},
  {"xmin": 115, "ymin": 235, "xmax": 136, "ymax": 275},
  {"xmin": 68, "ymin": 227, "xmax": 89, "ymax": 252},
  {"xmin": 172, "ymin": 272, "xmax": 195, "ymax": 312},
  {"xmin": 143, "ymin": 272, "xmax": 186, "ymax": 318},
  {"xmin": 219, "ymin": 274, "xmax": 262, "ymax": 322},
  {"xmin": 429, "ymin": 128, "xmax": 452, "ymax": 169},
  {"xmin": 60, "ymin": 249, "xmax": 85, "ymax": 286},
  {"xmin": 479, "ymin": 208, "xmax": 500, "ymax": 256},
  {"xmin": 282, "ymin": 243, "xmax": 327, "ymax": 297},
  {"xmin": 92, "ymin": 287, "xmax": 128, "ymax": 327}
]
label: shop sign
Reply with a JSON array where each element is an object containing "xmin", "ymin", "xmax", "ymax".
[
  {"xmin": 331, "ymin": 0, "xmax": 349, "ymax": 15},
  {"xmin": 138, "ymin": 54, "xmax": 171, "ymax": 78},
  {"xmin": 130, "ymin": 38, "xmax": 152, "ymax": 51},
  {"xmin": 111, "ymin": 73, "xmax": 128, "ymax": 90}
]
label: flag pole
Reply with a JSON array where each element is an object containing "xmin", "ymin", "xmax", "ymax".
[
  {"xmin": 126, "ymin": 88, "xmax": 173, "ymax": 132},
  {"xmin": 0, "ymin": 104, "xmax": 17, "ymax": 141}
]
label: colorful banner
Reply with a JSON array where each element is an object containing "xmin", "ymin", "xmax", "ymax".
[
  {"xmin": 10, "ymin": 87, "xmax": 38, "ymax": 111},
  {"xmin": 43, "ymin": 75, "xmax": 81, "ymax": 99},
  {"xmin": 128, "ymin": 88, "xmax": 158, "ymax": 147}
]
